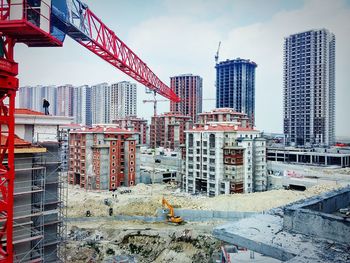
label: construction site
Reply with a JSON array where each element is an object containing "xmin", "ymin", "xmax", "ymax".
[
  {"xmin": 64, "ymin": 182, "xmax": 346, "ymax": 262},
  {"xmin": 0, "ymin": 1, "xmax": 349, "ymax": 262}
]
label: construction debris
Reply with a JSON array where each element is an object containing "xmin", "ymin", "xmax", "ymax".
[{"xmin": 65, "ymin": 222, "xmax": 221, "ymax": 263}]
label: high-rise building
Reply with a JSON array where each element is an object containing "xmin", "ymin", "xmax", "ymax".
[
  {"xmin": 91, "ymin": 83, "xmax": 110, "ymax": 124},
  {"xmin": 150, "ymin": 112, "xmax": 192, "ymax": 149},
  {"xmin": 284, "ymin": 29, "xmax": 335, "ymax": 146},
  {"xmin": 170, "ymin": 74, "xmax": 203, "ymax": 122},
  {"xmin": 216, "ymin": 59, "xmax": 257, "ymax": 125},
  {"xmin": 73, "ymin": 85, "xmax": 92, "ymax": 126},
  {"xmin": 19, "ymin": 85, "xmax": 58, "ymax": 115},
  {"xmin": 110, "ymin": 81, "xmax": 137, "ymax": 120},
  {"xmin": 57, "ymin": 84, "xmax": 74, "ymax": 117},
  {"xmin": 41, "ymin": 85, "xmax": 57, "ymax": 115}
]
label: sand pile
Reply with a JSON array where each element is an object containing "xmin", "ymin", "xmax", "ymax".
[{"xmin": 67, "ymin": 183, "xmax": 344, "ymax": 217}]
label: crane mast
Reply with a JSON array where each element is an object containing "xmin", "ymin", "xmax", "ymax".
[
  {"xmin": 215, "ymin": 41, "xmax": 221, "ymax": 64},
  {"xmin": 0, "ymin": 0, "xmax": 179, "ymax": 261}
]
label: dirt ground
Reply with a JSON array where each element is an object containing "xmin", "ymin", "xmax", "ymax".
[
  {"xmin": 67, "ymin": 183, "xmax": 342, "ymax": 217},
  {"xmin": 64, "ymin": 220, "xmax": 222, "ymax": 263}
]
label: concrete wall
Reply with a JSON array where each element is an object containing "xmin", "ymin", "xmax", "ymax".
[
  {"xmin": 283, "ymin": 187, "xmax": 350, "ymax": 244},
  {"xmin": 167, "ymin": 209, "xmax": 258, "ymax": 222}
]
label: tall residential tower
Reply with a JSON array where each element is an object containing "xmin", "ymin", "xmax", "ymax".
[
  {"xmin": 283, "ymin": 29, "xmax": 335, "ymax": 146},
  {"xmin": 110, "ymin": 81, "xmax": 137, "ymax": 120},
  {"xmin": 170, "ymin": 74, "xmax": 203, "ymax": 122},
  {"xmin": 216, "ymin": 59, "xmax": 257, "ymax": 125}
]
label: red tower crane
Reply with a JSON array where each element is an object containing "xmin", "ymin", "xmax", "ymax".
[{"xmin": 0, "ymin": 1, "xmax": 180, "ymax": 261}]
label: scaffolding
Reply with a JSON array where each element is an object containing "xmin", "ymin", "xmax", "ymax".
[
  {"xmin": 2, "ymin": 139, "xmax": 67, "ymax": 262},
  {"xmin": 13, "ymin": 166, "xmax": 45, "ymax": 263}
]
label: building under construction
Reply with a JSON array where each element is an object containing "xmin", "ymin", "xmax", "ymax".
[{"xmin": 3, "ymin": 109, "xmax": 72, "ymax": 262}]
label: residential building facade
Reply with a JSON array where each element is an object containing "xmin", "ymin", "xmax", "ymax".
[
  {"xmin": 283, "ymin": 29, "xmax": 335, "ymax": 146},
  {"xmin": 110, "ymin": 81, "xmax": 137, "ymax": 120},
  {"xmin": 216, "ymin": 58, "xmax": 257, "ymax": 125},
  {"xmin": 170, "ymin": 74, "xmax": 203, "ymax": 122},
  {"xmin": 73, "ymin": 85, "xmax": 92, "ymax": 126},
  {"xmin": 150, "ymin": 112, "xmax": 192, "ymax": 150},
  {"xmin": 57, "ymin": 84, "xmax": 74, "ymax": 117},
  {"xmin": 197, "ymin": 108, "xmax": 251, "ymax": 128},
  {"xmin": 68, "ymin": 127, "xmax": 139, "ymax": 190},
  {"xmin": 113, "ymin": 116, "xmax": 148, "ymax": 145},
  {"xmin": 91, "ymin": 82, "xmax": 110, "ymax": 124}
]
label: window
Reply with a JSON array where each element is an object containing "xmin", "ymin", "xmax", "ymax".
[
  {"xmin": 209, "ymin": 134, "xmax": 215, "ymax": 148},
  {"xmin": 188, "ymin": 134, "xmax": 194, "ymax": 147}
]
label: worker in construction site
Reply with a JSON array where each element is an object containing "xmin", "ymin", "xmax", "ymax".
[{"xmin": 43, "ymin": 98, "xmax": 50, "ymax": 115}]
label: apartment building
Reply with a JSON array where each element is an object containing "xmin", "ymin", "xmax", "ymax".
[
  {"xmin": 150, "ymin": 112, "xmax": 192, "ymax": 150},
  {"xmin": 170, "ymin": 74, "xmax": 202, "ymax": 122},
  {"xmin": 197, "ymin": 108, "xmax": 252, "ymax": 128},
  {"xmin": 184, "ymin": 123, "xmax": 266, "ymax": 196},
  {"xmin": 113, "ymin": 116, "xmax": 148, "ymax": 145},
  {"xmin": 68, "ymin": 127, "xmax": 139, "ymax": 190},
  {"xmin": 216, "ymin": 58, "xmax": 257, "ymax": 125},
  {"xmin": 110, "ymin": 81, "xmax": 137, "ymax": 120},
  {"xmin": 283, "ymin": 29, "xmax": 335, "ymax": 146}
]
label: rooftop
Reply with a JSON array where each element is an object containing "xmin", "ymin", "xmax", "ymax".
[
  {"xmin": 199, "ymin": 108, "xmax": 247, "ymax": 116},
  {"xmin": 187, "ymin": 124, "xmax": 258, "ymax": 132},
  {"xmin": 1, "ymin": 134, "xmax": 46, "ymax": 153},
  {"xmin": 154, "ymin": 112, "xmax": 192, "ymax": 119},
  {"xmin": 15, "ymin": 108, "xmax": 45, "ymax": 116},
  {"xmin": 71, "ymin": 126, "xmax": 136, "ymax": 134}
]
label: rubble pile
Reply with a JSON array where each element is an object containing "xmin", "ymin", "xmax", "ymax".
[{"xmin": 65, "ymin": 225, "xmax": 221, "ymax": 263}]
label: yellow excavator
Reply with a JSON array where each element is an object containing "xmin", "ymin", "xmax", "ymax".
[{"xmin": 162, "ymin": 197, "xmax": 184, "ymax": 224}]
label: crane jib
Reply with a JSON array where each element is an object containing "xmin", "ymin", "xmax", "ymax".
[{"xmin": 51, "ymin": 0, "xmax": 180, "ymax": 102}]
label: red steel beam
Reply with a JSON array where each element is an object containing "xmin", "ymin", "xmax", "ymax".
[
  {"xmin": 0, "ymin": 36, "xmax": 17, "ymax": 263},
  {"xmin": 75, "ymin": 8, "xmax": 180, "ymax": 102}
]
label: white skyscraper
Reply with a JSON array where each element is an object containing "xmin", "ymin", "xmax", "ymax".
[
  {"xmin": 57, "ymin": 85, "xmax": 74, "ymax": 117},
  {"xmin": 42, "ymin": 85, "xmax": 57, "ymax": 115},
  {"xmin": 73, "ymin": 85, "xmax": 92, "ymax": 126},
  {"xmin": 110, "ymin": 81, "xmax": 137, "ymax": 120},
  {"xmin": 19, "ymin": 85, "xmax": 57, "ymax": 115},
  {"xmin": 91, "ymin": 83, "xmax": 110, "ymax": 124},
  {"xmin": 284, "ymin": 29, "xmax": 335, "ymax": 146}
]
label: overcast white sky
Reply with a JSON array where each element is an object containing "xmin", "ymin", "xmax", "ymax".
[{"xmin": 15, "ymin": 0, "xmax": 350, "ymax": 137}]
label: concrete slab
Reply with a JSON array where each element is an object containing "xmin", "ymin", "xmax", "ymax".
[{"xmin": 214, "ymin": 211, "xmax": 350, "ymax": 262}]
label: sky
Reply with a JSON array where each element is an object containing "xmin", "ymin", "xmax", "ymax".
[{"xmin": 15, "ymin": 0, "xmax": 350, "ymax": 137}]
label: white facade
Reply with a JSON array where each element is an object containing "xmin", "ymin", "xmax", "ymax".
[
  {"xmin": 57, "ymin": 85, "xmax": 74, "ymax": 117},
  {"xmin": 283, "ymin": 29, "xmax": 335, "ymax": 146},
  {"xmin": 14, "ymin": 113, "xmax": 73, "ymax": 143},
  {"xmin": 110, "ymin": 81, "xmax": 137, "ymax": 120},
  {"xmin": 18, "ymin": 85, "xmax": 58, "ymax": 115},
  {"xmin": 91, "ymin": 83, "xmax": 110, "ymax": 124},
  {"xmin": 184, "ymin": 125, "xmax": 267, "ymax": 196},
  {"xmin": 73, "ymin": 85, "xmax": 92, "ymax": 126}
]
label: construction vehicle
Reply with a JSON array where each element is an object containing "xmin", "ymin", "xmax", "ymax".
[
  {"xmin": 0, "ymin": 1, "xmax": 180, "ymax": 261},
  {"xmin": 162, "ymin": 197, "xmax": 184, "ymax": 224}
]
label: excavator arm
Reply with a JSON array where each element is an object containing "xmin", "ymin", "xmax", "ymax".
[{"xmin": 162, "ymin": 197, "xmax": 183, "ymax": 224}]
